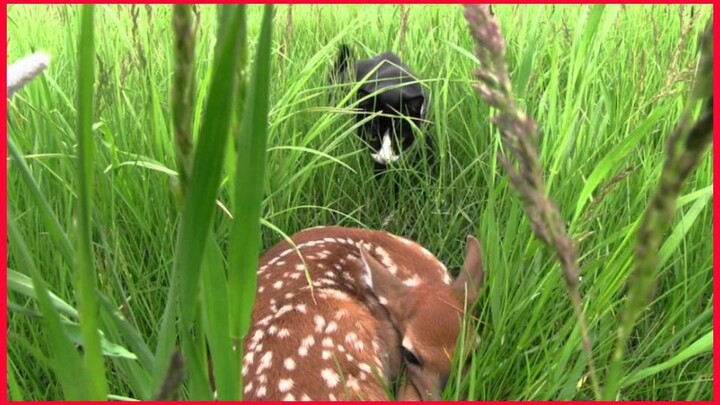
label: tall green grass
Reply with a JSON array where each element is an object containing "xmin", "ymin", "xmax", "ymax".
[{"xmin": 6, "ymin": 4, "xmax": 713, "ymax": 400}]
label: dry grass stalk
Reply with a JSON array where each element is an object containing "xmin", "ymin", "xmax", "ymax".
[
  {"xmin": 399, "ymin": 5, "xmax": 409, "ymax": 54},
  {"xmin": 7, "ymin": 53, "xmax": 50, "ymax": 99},
  {"xmin": 578, "ymin": 165, "xmax": 636, "ymax": 229},
  {"xmin": 279, "ymin": 5, "xmax": 293, "ymax": 76},
  {"xmin": 604, "ymin": 20, "xmax": 713, "ymax": 400},
  {"xmin": 130, "ymin": 5, "xmax": 146, "ymax": 70},
  {"xmin": 154, "ymin": 351, "xmax": 186, "ymax": 400},
  {"xmin": 463, "ymin": 4, "xmax": 601, "ymax": 398},
  {"xmin": 171, "ymin": 5, "xmax": 197, "ymax": 201}
]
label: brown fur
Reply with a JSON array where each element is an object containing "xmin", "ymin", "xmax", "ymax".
[{"xmin": 240, "ymin": 226, "xmax": 483, "ymax": 401}]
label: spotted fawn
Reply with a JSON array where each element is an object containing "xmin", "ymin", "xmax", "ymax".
[{"xmin": 241, "ymin": 226, "xmax": 484, "ymax": 400}]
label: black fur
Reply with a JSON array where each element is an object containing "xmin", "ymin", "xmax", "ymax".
[{"xmin": 332, "ymin": 44, "xmax": 433, "ymax": 176}]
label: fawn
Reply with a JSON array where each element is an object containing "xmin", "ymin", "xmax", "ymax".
[{"xmin": 241, "ymin": 226, "xmax": 484, "ymax": 400}]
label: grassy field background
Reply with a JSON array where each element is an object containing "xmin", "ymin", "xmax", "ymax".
[{"xmin": 6, "ymin": 4, "xmax": 713, "ymax": 400}]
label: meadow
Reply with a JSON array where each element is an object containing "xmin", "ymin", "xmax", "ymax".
[{"xmin": 5, "ymin": 4, "xmax": 713, "ymax": 401}]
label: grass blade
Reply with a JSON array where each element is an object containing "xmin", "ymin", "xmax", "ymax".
[
  {"xmin": 7, "ymin": 269, "xmax": 78, "ymax": 319},
  {"xmin": 73, "ymin": 4, "xmax": 108, "ymax": 399},
  {"xmin": 175, "ymin": 3, "xmax": 244, "ymax": 337},
  {"xmin": 201, "ymin": 236, "xmax": 236, "ymax": 400},
  {"xmin": 7, "ymin": 137, "xmax": 73, "ymax": 264},
  {"xmin": 571, "ymin": 104, "xmax": 672, "ymax": 224},
  {"xmin": 152, "ymin": 4, "xmax": 247, "ymax": 398},
  {"xmin": 228, "ymin": 4, "xmax": 274, "ymax": 398},
  {"xmin": 7, "ymin": 211, "xmax": 88, "ymax": 399},
  {"xmin": 603, "ymin": 22, "xmax": 713, "ymax": 400},
  {"xmin": 620, "ymin": 331, "xmax": 712, "ymax": 387}
]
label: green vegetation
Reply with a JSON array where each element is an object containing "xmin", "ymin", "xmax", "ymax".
[{"xmin": 6, "ymin": 4, "xmax": 713, "ymax": 401}]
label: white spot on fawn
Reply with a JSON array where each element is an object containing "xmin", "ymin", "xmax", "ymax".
[
  {"xmin": 346, "ymin": 375, "xmax": 360, "ymax": 392},
  {"xmin": 296, "ymin": 304, "xmax": 307, "ymax": 314},
  {"xmin": 284, "ymin": 357, "xmax": 296, "ymax": 371},
  {"xmin": 289, "ymin": 272, "xmax": 302, "ymax": 279},
  {"xmin": 273, "ymin": 280, "xmax": 284, "ymax": 289},
  {"xmin": 278, "ymin": 378, "xmax": 294, "ymax": 393},
  {"xmin": 403, "ymin": 274, "xmax": 422, "ymax": 287},
  {"xmin": 322, "ymin": 350, "xmax": 332, "ymax": 360},
  {"xmin": 380, "ymin": 257, "xmax": 398, "ymax": 274},
  {"xmin": 314, "ymin": 315, "xmax": 326, "ymax": 332},
  {"xmin": 300, "ymin": 393, "xmax": 312, "ymax": 401},
  {"xmin": 299, "ymin": 335, "xmax": 315, "ymax": 356},
  {"xmin": 257, "ymin": 351, "xmax": 273, "ymax": 375},
  {"xmin": 325, "ymin": 321, "xmax": 338, "ymax": 334},
  {"xmin": 244, "ymin": 382, "xmax": 253, "ymax": 394},
  {"xmin": 284, "ymin": 393, "xmax": 295, "ymax": 401},
  {"xmin": 321, "ymin": 368, "xmax": 340, "ymax": 388},
  {"xmin": 244, "ymin": 351, "xmax": 255, "ymax": 365},
  {"xmin": 361, "ymin": 262, "xmax": 373, "ymax": 288},
  {"xmin": 322, "ymin": 337, "xmax": 334, "ymax": 348},
  {"xmin": 256, "ymin": 385, "xmax": 267, "ymax": 398},
  {"xmin": 276, "ymin": 305, "xmax": 293, "ymax": 317},
  {"xmin": 318, "ymin": 288, "xmax": 349, "ymax": 301},
  {"xmin": 251, "ymin": 330, "xmax": 264, "ymax": 343}
]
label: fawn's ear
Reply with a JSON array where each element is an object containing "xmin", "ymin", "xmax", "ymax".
[
  {"xmin": 359, "ymin": 244, "xmax": 409, "ymax": 304},
  {"xmin": 452, "ymin": 235, "xmax": 485, "ymax": 305}
]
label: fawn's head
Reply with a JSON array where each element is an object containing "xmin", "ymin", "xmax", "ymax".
[{"xmin": 359, "ymin": 235, "xmax": 484, "ymax": 400}]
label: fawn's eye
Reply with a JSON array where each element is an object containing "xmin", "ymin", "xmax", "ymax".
[{"xmin": 402, "ymin": 346, "xmax": 422, "ymax": 367}]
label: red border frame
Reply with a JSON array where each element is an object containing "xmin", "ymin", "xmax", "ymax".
[{"xmin": 2, "ymin": 1, "xmax": 717, "ymax": 403}]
